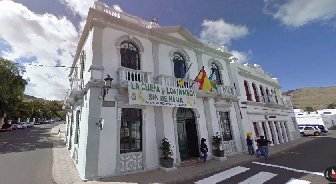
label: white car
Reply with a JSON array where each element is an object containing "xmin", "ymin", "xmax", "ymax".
[
  {"xmin": 26, "ymin": 122, "xmax": 34, "ymax": 128},
  {"xmin": 301, "ymin": 126, "xmax": 321, "ymax": 136},
  {"xmin": 18, "ymin": 122, "xmax": 28, "ymax": 129}
]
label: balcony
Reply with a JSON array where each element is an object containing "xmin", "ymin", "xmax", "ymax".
[
  {"xmin": 218, "ymin": 85, "xmax": 236, "ymax": 96},
  {"xmin": 118, "ymin": 67, "xmax": 152, "ymax": 86},
  {"xmin": 70, "ymin": 79, "xmax": 84, "ymax": 92},
  {"xmin": 156, "ymin": 75, "xmax": 196, "ymax": 90}
]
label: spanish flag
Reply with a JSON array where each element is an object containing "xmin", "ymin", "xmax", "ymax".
[{"xmin": 194, "ymin": 66, "xmax": 212, "ymax": 92}]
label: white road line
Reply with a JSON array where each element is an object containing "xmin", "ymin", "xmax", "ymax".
[
  {"xmin": 194, "ymin": 166, "xmax": 250, "ymax": 184},
  {"xmin": 252, "ymin": 162, "xmax": 324, "ymax": 176},
  {"xmin": 238, "ymin": 172, "xmax": 277, "ymax": 184},
  {"xmin": 285, "ymin": 178, "xmax": 311, "ymax": 184}
]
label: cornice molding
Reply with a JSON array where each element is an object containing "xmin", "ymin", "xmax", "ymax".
[{"xmin": 238, "ymin": 70, "xmax": 281, "ymax": 89}]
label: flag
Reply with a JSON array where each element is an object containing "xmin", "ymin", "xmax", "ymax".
[
  {"xmin": 194, "ymin": 66, "xmax": 212, "ymax": 92},
  {"xmin": 178, "ymin": 63, "xmax": 192, "ymax": 88},
  {"xmin": 208, "ymin": 69, "xmax": 218, "ymax": 93}
]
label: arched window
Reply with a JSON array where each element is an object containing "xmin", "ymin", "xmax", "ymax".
[
  {"xmin": 120, "ymin": 41, "xmax": 140, "ymax": 70},
  {"xmin": 266, "ymin": 88, "xmax": 270, "ymax": 103},
  {"xmin": 244, "ymin": 81, "xmax": 252, "ymax": 101},
  {"xmin": 173, "ymin": 52, "xmax": 186, "ymax": 78},
  {"xmin": 260, "ymin": 85, "xmax": 265, "ymax": 102},
  {"xmin": 210, "ymin": 62, "xmax": 222, "ymax": 85},
  {"xmin": 252, "ymin": 83, "xmax": 260, "ymax": 102},
  {"xmin": 273, "ymin": 89, "xmax": 279, "ymax": 103}
]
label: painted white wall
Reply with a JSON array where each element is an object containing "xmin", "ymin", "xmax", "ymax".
[
  {"xmin": 83, "ymin": 30, "xmax": 94, "ymax": 83},
  {"xmin": 195, "ymin": 98, "xmax": 210, "ymax": 152},
  {"xmin": 161, "ymin": 107, "xmax": 177, "ymax": 162},
  {"xmin": 144, "ymin": 106, "xmax": 159, "ymax": 169},
  {"xmin": 77, "ymin": 90, "xmax": 91, "ymax": 179},
  {"xmin": 98, "ymin": 96, "xmax": 118, "ymax": 177}
]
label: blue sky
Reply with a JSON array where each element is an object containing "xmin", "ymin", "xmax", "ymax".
[{"xmin": 0, "ymin": 0, "xmax": 336, "ymax": 99}]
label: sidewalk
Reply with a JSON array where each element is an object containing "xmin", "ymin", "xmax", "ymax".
[
  {"xmin": 51, "ymin": 123, "xmax": 82, "ymax": 184},
  {"xmin": 50, "ymin": 125, "xmax": 314, "ymax": 184}
]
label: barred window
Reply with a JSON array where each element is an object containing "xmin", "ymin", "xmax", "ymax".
[
  {"xmin": 219, "ymin": 112, "xmax": 233, "ymax": 141},
  {"xmin": 210, "ymin": 62, "xmax": 222, "ymax": 85},
  {"xmin": 120, "ymin": 41, "xmax": 140, "ymax": 70},
  {"xmin": 120, "ymin": 108, "xmax": 142, "ymax": 153},
  {"xmin": 173, "ymin": 52, "xmax": 186, "ymax": 78}
]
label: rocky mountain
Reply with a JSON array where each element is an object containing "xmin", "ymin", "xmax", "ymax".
[{"xmin": 283, "ymin": 87, "xmax": 336, "ymax": 110}]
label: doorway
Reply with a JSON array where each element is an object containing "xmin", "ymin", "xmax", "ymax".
[{"xmin": 176, "ymin": 108, "xmax": 199, "ymax": 161}]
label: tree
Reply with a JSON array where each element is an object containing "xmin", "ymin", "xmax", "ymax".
[
  {"xmin": 327, "ymin": 104, "xmax": 336, "ymax": 109},
  {"xmin": 0, "ymin": 58, "xmax": 27, "ymax": 127},
  {"xmin": 304, "ymin": 106, "xmax": 315, "ymax": 114}
]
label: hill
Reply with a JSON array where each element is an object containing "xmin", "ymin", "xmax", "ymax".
[
  {"xmin": 23, "ymin": 94, "xmax": 46, "ymax": 102},
  {"xmin": 283, "ymin": 87, "xmax": 336, "ymax": 110}
]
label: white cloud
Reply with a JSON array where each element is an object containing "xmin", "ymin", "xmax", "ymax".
[
  {"xmin": 59, "ymin": 0, "xmax": 95, "ymax": 18},
  {"xmin": 230, "ymin": 50, "xmax": 251, "ymax": 64},
  {"xmin": 265, "ymin": 0, "xmax": 336, "ymax": 27},
  {"xmin": 113, "ymin": 4, "xmax": 123, "ymax": 12},
  {"xmin": 0, "ymin": 0, "xmax": 78, "ymax": 100},
  {"xmin": 59, "ymin": 0, "xmax": 123, "ymax": 17},
  {"xmin": 200, "ymin": 19, "xmax": 249, "ymax": 46}
]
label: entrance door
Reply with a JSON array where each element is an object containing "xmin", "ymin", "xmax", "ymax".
[{"xmin": 176, "ymin": 108, "xmax": 199, "ymax": 161}]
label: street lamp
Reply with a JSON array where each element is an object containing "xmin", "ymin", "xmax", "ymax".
[{"xmin": 103, "ymin": 74, "xmax": 113, "ymax": 100}]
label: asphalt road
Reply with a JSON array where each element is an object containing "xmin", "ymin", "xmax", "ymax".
[
  {"xmin": 192, "ymin": 131, "xmax": 336, "ymax": 184},
  {"xmin": 0, "ymin": 122, "xmax": 60, "ymax": 184}
]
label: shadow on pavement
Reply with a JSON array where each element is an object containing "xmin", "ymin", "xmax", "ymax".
[{"xmin": 0, "ymin": 125, "xmax": 55, "ymax": 154}]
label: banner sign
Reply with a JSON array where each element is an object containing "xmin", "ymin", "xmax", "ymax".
[{"xmin": 128, "ymin": 81, "xmax": 196, "ymax": 108}]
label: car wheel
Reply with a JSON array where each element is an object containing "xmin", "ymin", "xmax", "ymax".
[{"xmin": 314, "ymin": 132, "xmax": 319, "ymax": 136}]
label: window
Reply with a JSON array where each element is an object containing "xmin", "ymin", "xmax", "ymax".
[
  {"xmin": 120, "ymin": 108, "xmax": 142, "ymax": 153},
  {"xmin": 219, "ymin": 112, "xmax": 233, "ymax": 141},
  {"xmin": 273, "ymin": 89, "xmax": 279, "ymax": 103},
  {"xmin": 173, "ymin": 52, "xmax": 186, "ymax": 78},
  {"xmin": 120, "ymin": 41, "xmax": 140, "ymax": 70},
  {"xmin": 244, "ymin": 81, "xmax": 252, "ymax": 101},
  {"xmin": 265, "ymin": 88, "xmax": 270, "ymax": 102},
  {"xmin": 252, "ymin": 83, "xmax": 260, "ymax": 102},
  {"xmin": 210, "ymin": 62, "xmax": 222, "ymax": 85},
  {"xmin": 79, "ymin": 50, "xmax": 85, "ymax": 79},
  {"xmin": 75, "ymin": 110, "xmax": 80, "ymax": 144},
  {"xmin": 260, "ymin": 85, "xmax": 265, "ymax": 102}
]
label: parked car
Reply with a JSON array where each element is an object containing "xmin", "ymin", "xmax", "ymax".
[
  {"xmin": 317, "ymin": 125, "xmax": 328, "ymax": 133},
  {"xmin": 299, "ymin": 126, "xmax": 304, "ymax": 134},
  {"xmin": 0, "ymin": 124, "xmax": 17, "ymax": 131},
  {"xmin": 301, "ymin": 126, "xmax": 321, "ymax": 136},
  {"xmin": 19, "ymin": 122, "xmax": 28, "ymax": 129},
  {"xmin": 25, "ymin": 122, "xmax": 34, "ymax": 128}
]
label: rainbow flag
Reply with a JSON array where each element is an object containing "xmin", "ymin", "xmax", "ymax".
[{"xmin": 194, "ymin": 66, "xmax": 212, "ymax": 92}]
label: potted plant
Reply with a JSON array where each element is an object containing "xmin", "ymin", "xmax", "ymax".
[
  {"xmin": 160, "ymin": 137, "xmax": 174, "ymax": 168},
  {"xmin": 212, "ymin": 132, "xmax": 225, "ymax": 157}
]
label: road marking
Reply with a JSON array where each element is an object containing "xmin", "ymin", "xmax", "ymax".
[
  {"xmin": 194, "ymin": 166, "xmax": 250, "ymax": 184},
  {"xmin": 285, "ymin": 178, "xmax": 311, "ymax": 184},
  {"xmin": 238, "ymin": 171, "xmax": 277, "ymax": 184},
  {"xmin": 252, "ymin": 162, "xmax": 324, "ymax": 176}
]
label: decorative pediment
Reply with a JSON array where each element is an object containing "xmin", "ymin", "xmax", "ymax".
[{"xmin": 154, "ymin": 26, "xmax": 201, "ymax": 44}]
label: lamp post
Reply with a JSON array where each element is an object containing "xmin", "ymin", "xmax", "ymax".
[{"xmin": 103, "ymin": 74, "xmax": 113, "ymax": 100}]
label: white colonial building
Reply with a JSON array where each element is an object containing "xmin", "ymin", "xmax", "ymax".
[
  {"xmin": 294, "ymin": 109, "xmax": 336, "ymax": 129},
  {"xmin": 64, "ymin": 1, "xmax": 299, "ymax": 180},
  {"xmin": 230, "ymin": 63, "xmax": 300, "ymax": 147}
]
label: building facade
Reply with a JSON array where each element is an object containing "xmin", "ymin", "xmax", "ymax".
[
  {"xmin": 64, "ymin": 1, "xmax": 299, "ymax": 180},
  {"xmin": 294, "ymin": 109, "xmax": 336, "ymax": 129}
]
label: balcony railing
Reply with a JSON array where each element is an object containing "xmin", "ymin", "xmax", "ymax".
[
  {"xmin": 156, "ymin": 75, "xmax": 196, "ymax": 90},
  {"xmin": 70, "ymin": 79, "xmax": 84, "ymax": 91},
  {"xmin": 118, "ymin": 67, "xmax": 152, "ymax": 84},
  {"xmin": 217, "ymin": 85, "xmax": 236, "ymax": 96},
  {"xmin": 94, "ymin": 1, "xmax": 155, "ymax": 29}
]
